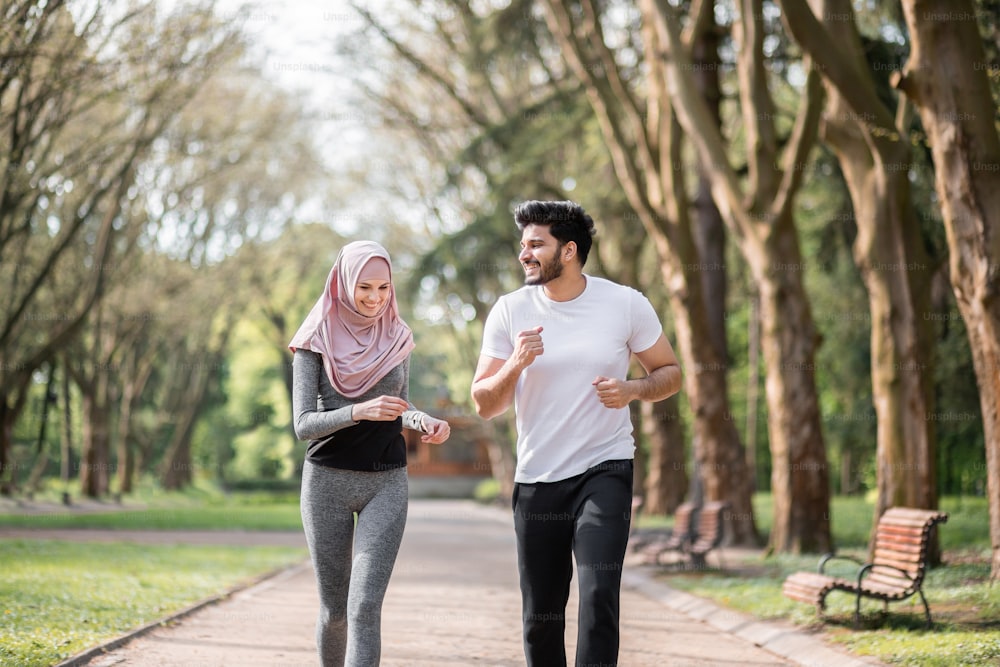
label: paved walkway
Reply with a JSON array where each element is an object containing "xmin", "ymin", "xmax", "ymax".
[{"xmin": 27, "ymin": 500, "xmax": 881, "ymax": 667}]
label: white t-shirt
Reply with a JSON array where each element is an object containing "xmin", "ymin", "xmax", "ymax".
[{"xmin": 480, "ymin": 275, "xmax": 663, "ymax": 483}]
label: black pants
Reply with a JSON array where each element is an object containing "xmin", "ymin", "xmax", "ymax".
[{"xmin": 512, "ymin": 459, "xmax": 633, "ymax": 667}]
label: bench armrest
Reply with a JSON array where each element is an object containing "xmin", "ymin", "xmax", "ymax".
[{"xmin": 818, "ymin": 552, "xmax": 863, "ymax": 575}]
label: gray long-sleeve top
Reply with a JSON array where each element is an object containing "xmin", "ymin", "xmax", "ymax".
[{"xmin": 292, "ymin": 349, "xmax": 426, "ymax": 470}]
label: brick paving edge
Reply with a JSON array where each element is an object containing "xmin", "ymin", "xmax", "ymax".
[{"xmin": 53, "ymin": 559, "xmax": 311, "ymax": 667}]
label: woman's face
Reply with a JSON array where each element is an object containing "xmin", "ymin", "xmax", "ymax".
[{"xmin": 353, "ymin": 258, "xmax": 392, "ymax": 317}]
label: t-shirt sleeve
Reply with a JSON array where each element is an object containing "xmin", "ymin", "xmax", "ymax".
[
  {"xmin": 480, "ymin": 297, "xmax": 514, "ymax": 360},
  {"xmin": 628, "ymin": 288, "xmax": 664, "ymax": 353}
]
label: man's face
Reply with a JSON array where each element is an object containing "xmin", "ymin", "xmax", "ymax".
[{"xmin": 519, "ymin": 224, "xmax": 564, "ymax": 286}]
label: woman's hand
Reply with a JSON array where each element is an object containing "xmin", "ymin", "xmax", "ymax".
[
  {"xmin": 352, "ymin": 396, "xmax": 410, "ymax": 422},
  {"xmin": 420, "ymin": 416, "xmax": 451, "ymax": 444}
]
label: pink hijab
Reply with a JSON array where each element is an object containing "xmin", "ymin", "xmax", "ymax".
[{"xmin": 288, "ymin": 241, "xmax": 415, "ymax": 398}]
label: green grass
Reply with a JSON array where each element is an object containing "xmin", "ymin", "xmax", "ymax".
[
  {"xmin": 0, "ymin": 504, "xmax": 303, "ymax": 531},
  {"xmin": 0, "ymin": 539, "xmax": 307, "ymax": 667},
  {"xmin": 647, "ymin": 494, "xmax": 998, "ymax": 666},
  {"xmin": 0, "ymin": 492, "xmax": 303, "ymax": 531}
]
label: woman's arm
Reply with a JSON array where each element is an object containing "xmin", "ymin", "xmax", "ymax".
[
  {"xmin": 399, "ymin": 357, "xmax": 451, "ymax": 444},
  {"xmin": 398, "ymin": 359, "xmax": 427, "ymax": 431},
  {"xmin": 291, "ymin": 350, "xmax": 358, "ymax": 441}
]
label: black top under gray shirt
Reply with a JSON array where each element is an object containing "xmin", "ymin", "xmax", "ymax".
[{"xmin": 292, "ymin": 349, "xmax": 427, "ymax": 472}]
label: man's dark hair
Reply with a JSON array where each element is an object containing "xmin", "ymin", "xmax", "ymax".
[{"xmin": 513, "ymin": 200, "xmax": 596, "ymax": 266}]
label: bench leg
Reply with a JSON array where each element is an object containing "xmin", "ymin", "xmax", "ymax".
[
  {"xmin": 918, "ymin": 588, "xmax": 933, "ymax": 628},
  {"xmin": 854, "ymin": 591, "xmax": 862, "ymax": 629}
]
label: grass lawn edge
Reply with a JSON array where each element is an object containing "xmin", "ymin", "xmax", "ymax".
[{"xmin": 51, "ymin": 558, "xmax": 310, "ymax": 667}]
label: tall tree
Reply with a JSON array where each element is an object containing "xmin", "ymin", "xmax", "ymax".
[
  {"xmin": 0, "ymin": 0, "xmax": 244, "ymax": 490},
  {"xmin": 777, "ymin": 0, "xmax": 939, "ymax": 550},
  {"xmin": 647, "ymin": 0, "xmax": 832, "ymax": 552},
  {"xmin": 542, "ymin": 0, "xmax": 835, "ymax": 549},
  {"xmin": 894, "ymin": 0, "xmax": 1000, "ymax": 580},
  {"xmin": 534, "ymin": 0, "xmax": 759, "ymax": 545}
]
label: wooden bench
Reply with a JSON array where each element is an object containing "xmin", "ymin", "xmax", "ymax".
[
  {"xmin": 782, "ymin": 507, "xmax": 948, "ymax": 627},
  {"xmin": 688, "ymin": 501, "xmax": 728, "ymax": 569},
  {"xmin": 635, "ymin": 501, "xmax": 728, "ymax": 569},
  {"xmin": 660, "ymin": 501, "xmax": 698, "ymax": 554},
  {"xmin": 631, "ymin": 501, "xmax": 696, "ymax": 564}
]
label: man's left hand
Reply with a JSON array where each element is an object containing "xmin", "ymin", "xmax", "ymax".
[{"xmin": 592, "ymin": 376, "xmax": 634, "ymax": 409}]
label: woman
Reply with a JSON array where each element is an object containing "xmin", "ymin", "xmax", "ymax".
[{"xmin": 289, "ymin": 240, "xmax": 450, "ymax": 666}]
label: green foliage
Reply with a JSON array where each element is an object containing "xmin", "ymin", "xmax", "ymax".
[
  {"xmin": 0, "ymin": 540, "xmax": 306, "ymax": 667},
  {"xmin": 199, "ymin": 319, "xmax": 296, "ymax": 481},
  {"xmin": 473, "ymin": 477, "xmax": 501, "ymax": 503}
]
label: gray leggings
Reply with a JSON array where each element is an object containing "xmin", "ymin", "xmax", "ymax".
[{"xmin": 300, "ymin": 461, "xmax": 408, "ymax": 667}]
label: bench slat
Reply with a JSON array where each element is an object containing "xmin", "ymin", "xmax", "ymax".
[
  {"xmin": 876, "ymin": 533, "xmax": 924, "ymax": 548},
  {"xmin": 871, "ymin": 558, "xmax": 922, "ymax": 577},
  {"xmin": 874, "ymin": 547, "xmax": 923, "ymax": 565},
  {"xmin": 878, "ymin": 525, "xmax": 928, "ymax": 539}
]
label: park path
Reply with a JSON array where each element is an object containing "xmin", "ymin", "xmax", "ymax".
[{"xmin": 5, "ymin": 499, "xmax": 882, "ymax": 667}]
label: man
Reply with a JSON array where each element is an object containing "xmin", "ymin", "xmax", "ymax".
[{"xmin": 471, "ymin": 200, "xmax": 682, "ymax": 666}]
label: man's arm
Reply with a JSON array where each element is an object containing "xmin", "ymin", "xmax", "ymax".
[
  {"xmin": 471, "ymin": 326, "xmax": 545, "ymax": 420},
  {"xmin": 592, "ymin": 333, "xmax": 682, "ymax": 409},
  {"xmin": 471, "ymin": 355, "xmax": 518, "ymax": 420}
]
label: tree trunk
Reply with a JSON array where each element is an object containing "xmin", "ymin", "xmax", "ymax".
[
  {"xmin": 690, "ymin": 8, "xmax": 729, "ymax": 368},
  {"xmin": 630, "ymin": 401, "xmax": 646, "ymax": 504},
  {"xmin": 895, "ymin": 0, "xmax": 1000, "ymax": 580},
  {"xmin": 115, "ymin": 349, "xmax": 154, "ymax": 494},
  {"xmin": 641, "ymin": 395, "xmax": 687, "ymax": 515},
  {"xmin": 663, "ymin": 261, "xmax": 759, "ymax": 544},
  {"xmin": 644, "ymin": 0, "xmax": 831, "ymax": 551},
  {"xmin": 116, "ymin": 374, "xmax": 137, "ymax": 495},
  {"xmin": 60, "ymin": 362, "xmax": 73, "ymax": 485},
  {"xmin": 160, "ymin": 415, "xmax": 195, "ymax": 491},
  {"xmin": 26, "ymin": 365, "xmax": 57, "ymax": 494},
  {"xmin": 0, "ymin": 398, "xmax": 14, "ymax": 495},
  {"xmin": 160, "ymin": 359, "xmax": 213, "ymax": 490},
  {"xmin": 483, "ymin": 416, "xmax": 516, "ymax": 504},
  {"xmin": 79, "ymin": 391, "xmax": 111, "ymax": 498},
  {"xmin": 540, "ymin": 0, "xmax": 759, "ymax": 546},
  {"xmin": 746, "ymin": 291, "xmax": 760, "ymax": 487},
  {"xmin": 755, "ymin": 219, "xmax": 832, "ymax": 552},
  {"xmin": 778, "ymin": 0, "xmax": 939, "ymax": 554}
]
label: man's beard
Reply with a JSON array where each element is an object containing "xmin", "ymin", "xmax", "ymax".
[{"xmin": 524, "ymin": 254, "xmax": 564, "ymax": 285}]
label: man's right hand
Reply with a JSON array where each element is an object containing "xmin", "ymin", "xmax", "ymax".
[
  {"xmin": 511, "ymin": 326, "xmax": 544, "ymax": 370},
  {"xmin": 352, "ymin": 396, "xmax": 409, "ymax": 422}
]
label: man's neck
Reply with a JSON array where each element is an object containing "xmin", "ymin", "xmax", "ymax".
[{"xmin": 542, "ymin": 272, "xmax": 587, "ymax": 302}]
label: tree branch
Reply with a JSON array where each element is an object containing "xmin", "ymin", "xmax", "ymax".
[
  {"xmin": 646, "ymin": 0, "xmax": 748, "ymax": 241},
  {"xmin": 735, "ymin": 0, "xmax": 779, "ymax": 203},
  {"xmin": 351, "ymin": 3, "xmax": 493, "ymax": 130},
  {"xmin": 776, "ymin": 0, "xmax": 897, "ymax": 134},
  {"xmin": 773, "ymin": 56, "xmax": 824, "ymax": 221},
  {"xmin": 539, "ymin": 1, "xmax": 656, "ymax": 227}
]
